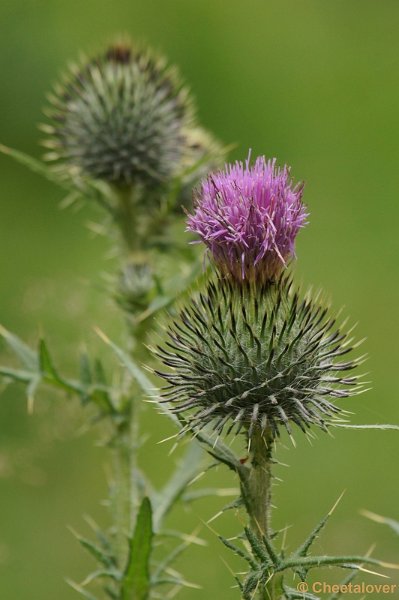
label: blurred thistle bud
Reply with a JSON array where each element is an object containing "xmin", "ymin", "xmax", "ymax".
[
  {"xmin": 116, "ymin": 259, "xmax": 154, "ymax": 313},
  {"xmin": 176, "ymin": 127, "xmax": 226, "ymax": 210},
  {"xmin": 156, "ymin": 277, "xmax": 366, "ymax": 442},
  {"xmin": 187, "ymin": 154, "xmax": 307, "ymax": 283},
  {"xmin": 42, "ymin": 40, "xmax": 194, "ymax": 188}
]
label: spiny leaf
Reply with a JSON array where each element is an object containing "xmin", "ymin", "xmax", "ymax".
[
  {"xmin": 0, "ymin": 325, "xmax": 37, "ymax": 369},
  {"xmin": 38, "ymin": 339, "xmax": 77, "ymax": 393},
  {"xmin": 152, "ymin": 443, "xmax": 205, "ymax": 531},
  {"xmin": 0, "ymin": 366, "xmax": 33, "ymax": 383},
  {"xmin": 261, "ymin": 533, "xmax": 280, "ymax": 568},
  {"xmin": 0, "ymin": 144, "xmax": 69, "ymax": 188},
  {"xmin": 0, "ymin": 329, "xmax": 117, "ymax": 415},
  {"xmin": 121, "ymin": 497, "xmax": 153, "ymax": 600},
  {"xmin": 280, "ymin": 554, "xmax": 396, "ymax": 572},
  {"xmin": 69, "ymin": 528, "xmax": 115, "ymax": 569},
  {"xmin": 244, "ymin": 527, "xmax": 271, "ymax": 564},
  {"xmin": 219, "ymin": 535, "xmax": 257, "ymax": 569},
  {"xmin": 95, "ymin": 329, "xmax": 156, "ymax": 401},
  {"xmin": 294, "ymin": 492, "xmax": 345, "ymax": 558}
]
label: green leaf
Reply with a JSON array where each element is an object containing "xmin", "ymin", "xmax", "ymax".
[
  {"xmin": 0, "ymin": 366, "xmax": 34, "ymax": 383},
  {"xmin": 218, "ymin": 535, "xmax": 257, "ymax": 569},
  {"xmin": 279, "ymin": 554, "xmax": 394, "ymax": 572},
  {"xmin": 38, "ymin": 339, "xmax": 73, "ymax": 391},
  {"xmin": 0, "ymin": 144, "xmax": 68, "ymax": 189},
  {"xmin": 0, "ymin": 325, "xmax": 38, "ymax": 370},
  {"xmin": 70, "ymin": 528, "xmax": 115, "ymax": 569},
  {"xmin": 96, "ymin": 330, "xmax": 154, "ymax": 398},
  {"xmin": 121, "ymin": 497, "xmax": 153, "ymax": 600},
  {"xmin": 244, "ymin": 527, "xmax": 271, "ymax": 564},
  {"xmin": 294, "ymin": 492, "xmax": 345, "ymax": 559},
  {"xmin": 152, "ymin": 443, "xmax": 205, "ymax": 531},
  {"xmin": 0, "ymin": 329, "xmax": 117, "ymax": 416}
]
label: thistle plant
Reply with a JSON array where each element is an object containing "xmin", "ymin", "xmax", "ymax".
[
  {"xmin": 0, "ymin": 37, "xmax": 226, "ymax": 600},
  {"xmin": 1, "ymin": 36, "xmax": 398, "ymax": 600},
  {"xmin": 156, "ymin": 154, "xmax": 399, "ymax": 598}
]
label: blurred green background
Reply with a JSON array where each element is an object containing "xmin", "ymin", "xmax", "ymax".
[{"xmin": 1, "ymin": 1, "xmax": 399, "ymax": 598}]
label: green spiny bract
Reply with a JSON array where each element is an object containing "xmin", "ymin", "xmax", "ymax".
[
  {"xmin": 42, "ymin": 41, "xmax": 194, "ymax": 188},
  {"xmin": 157, "ymin": 276, "xmax": 366, "ymax": 441}
]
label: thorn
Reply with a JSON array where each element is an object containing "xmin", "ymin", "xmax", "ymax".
[
  {"xmin": 354, "ymin": 565, "xmax": 390, "ymax": 578},
  {"xmin": 157, "ymin": 432, "xmax": 179, "ymax": 444},
  {"xmin": 207, "ymin": 510, "xmax": 224, "ymax": 525},
  {"xmin": 187, "ymin": 470, "xmax": 206, "ymax": 486},
  {"xmin": 328, "ymin": 490, "xmax": 346, "ymax": 516}
]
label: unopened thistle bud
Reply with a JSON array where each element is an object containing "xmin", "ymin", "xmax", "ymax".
[
  {"xmin": 177, "ymin": 127, "xmax": 225, "ymax": 209},
  {"xmin": 187, "ymin": 154, "xmax": 307, "ymax": 283},
  {"xmin": 43, "ymin": 41, "xmax": 194, "ymax": 188},
  {"xmin": 157, "ymin": 277, "xmax": 365, "ymax": 441},
  {"xmin": 116, "ymin": 259, "xmax": 154, "ymax": 313}
]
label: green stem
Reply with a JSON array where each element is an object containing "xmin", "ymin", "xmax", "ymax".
[
  {"xmin": 115, "ymin": 186, "xmax": 138, "ymax": 252},
  {"xmin": 240, "ymin": 428, "xmax": 276, "ymax": 600},
  {"xmin": 112, "ymin": 424, "xmax": 132, "ymax": 565},
  {"xmin": 242, "ymin": 429, "xmax": 273, "ymax": 538},
  {"xmin": 112, "ymin": 389, "xmax": 141, "ymax": 570}
]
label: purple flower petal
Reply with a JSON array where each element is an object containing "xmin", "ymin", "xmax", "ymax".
[{"xmin": 187, "ymin": 153, "xmax": 308, "ymax": 282}]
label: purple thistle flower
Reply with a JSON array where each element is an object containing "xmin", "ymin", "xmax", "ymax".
[{"xmin": 187, "ymin": 153, "xmax": 308, "ymax": 282}]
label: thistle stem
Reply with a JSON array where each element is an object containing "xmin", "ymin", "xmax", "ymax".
[
  {"xmin": 243, "ymin": 428, "xmax": 273, "ymax": 538},
  {"xmin": 240, "ymin": 428, "xmax": 275, "ymax": 600},
  {"xmin": 112, "ymin": 424, "xmax": 132, "ymax": 565},
  {"xmin": 115, "ymin": 186, "xmax": 138, "ymax": 252},
  {"xmin": 112, "ymin": 388, "xmax": 141, "ymax": 570}
]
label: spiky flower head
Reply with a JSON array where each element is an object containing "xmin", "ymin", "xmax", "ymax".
[
  {"xmin": 43, "ymin": 41, "xmax": 193, "ymax": 188},
  {"xmin": 156, "ymin": 277, "xmax": 365, "ymax": 442},
  {"xmin": 187, "ymin": 155, "xmax": 307, "ymax": 282}
]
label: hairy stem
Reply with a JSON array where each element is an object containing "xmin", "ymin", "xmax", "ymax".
[
  {"xmin": 243, "ymin": 428, "xmax": 273, "ymax": 538},
  {"xmin": 240, "ymin": 428, "xmax": 275, "ymax": 600}
]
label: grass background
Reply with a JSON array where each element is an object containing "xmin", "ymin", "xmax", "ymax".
[{"xmin": 1, "ymin": 1, "xmax": 399, "ymax": 598}]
